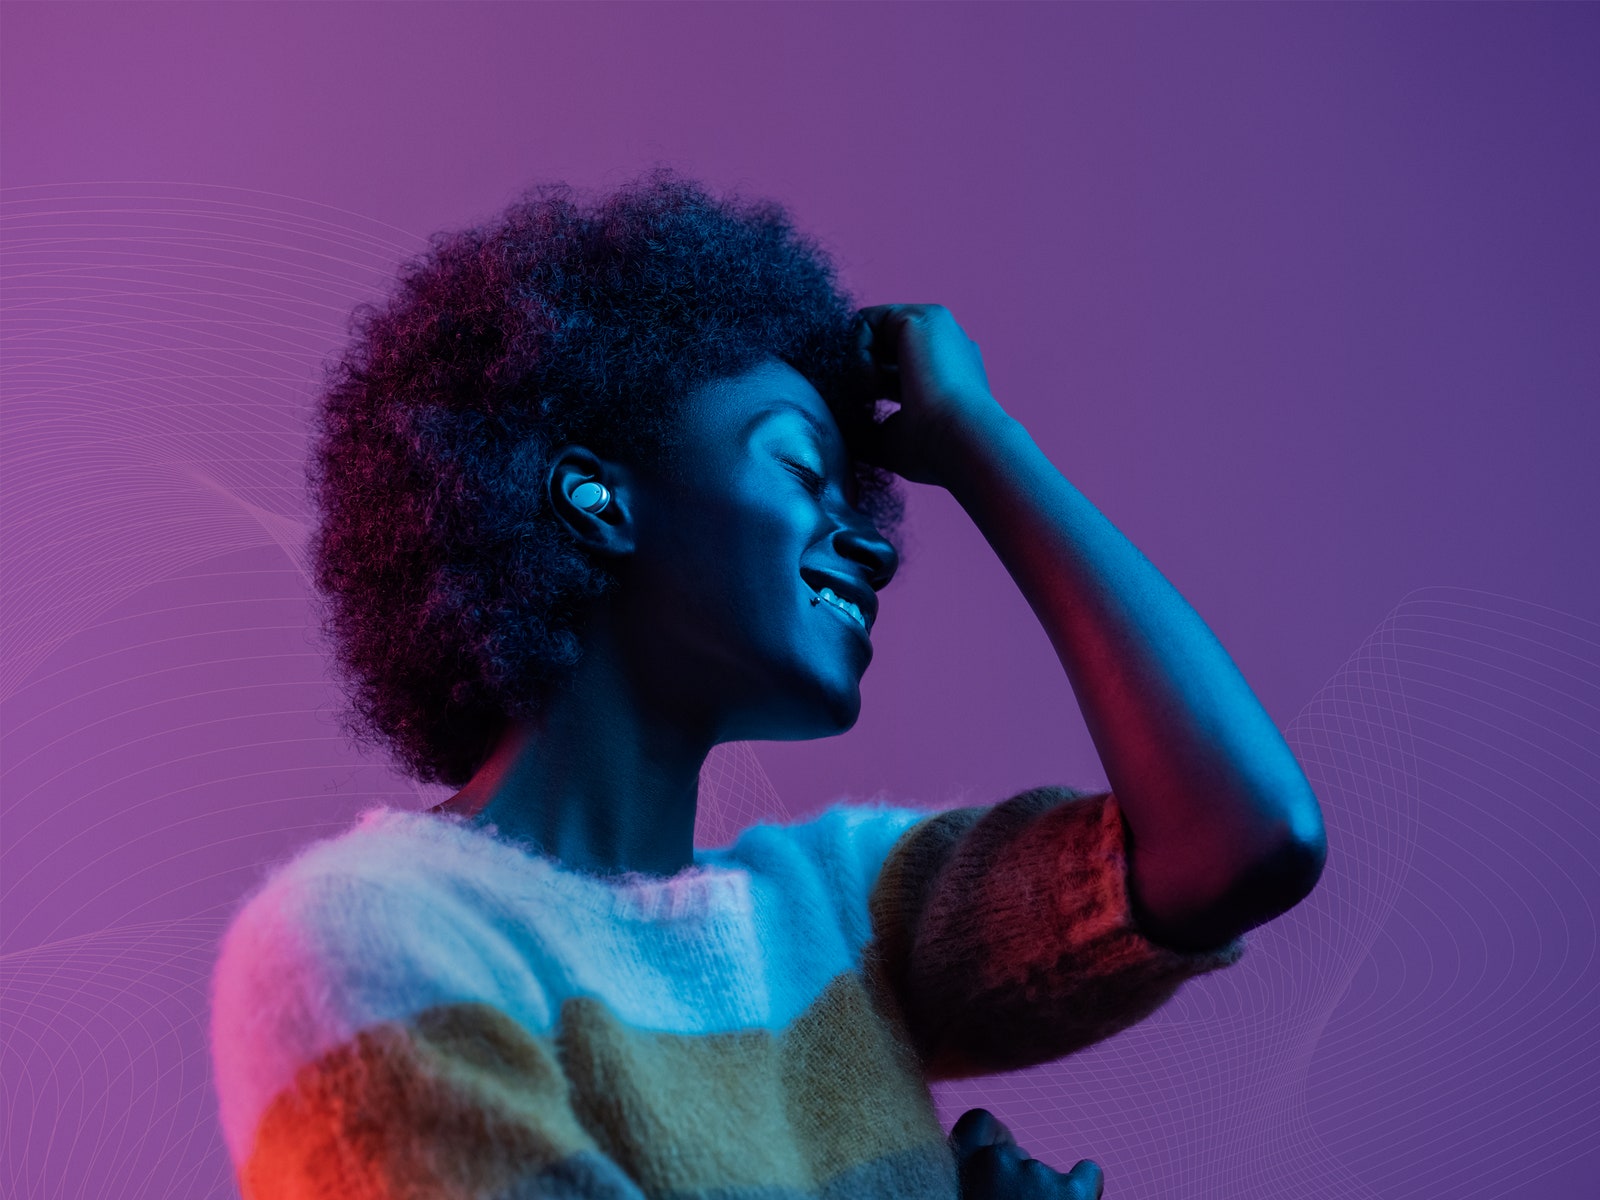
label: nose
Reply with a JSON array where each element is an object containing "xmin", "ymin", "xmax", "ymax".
[{"xmin": 832, "ymin": 515, "xmax": 899, "ymax": 592}]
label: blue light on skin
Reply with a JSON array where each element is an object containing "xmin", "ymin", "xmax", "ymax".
[
  {"xmin": 436, "ymin": 297, "xmax": 1326, "ymax": 952},
  {"xmin": 432, "ymin": 358, "xmax": 896, "ymax": 879}
]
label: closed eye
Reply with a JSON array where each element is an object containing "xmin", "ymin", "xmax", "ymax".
[{"xmin": 780, "ymin": 457, "xmax": 828, "ymax": 497}]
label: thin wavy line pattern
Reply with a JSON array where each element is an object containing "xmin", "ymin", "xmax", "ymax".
[{"xmin": 3, "ymin": 185, "xmax": 1595, "ymax": 1198}]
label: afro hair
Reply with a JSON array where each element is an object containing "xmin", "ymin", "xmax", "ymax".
[{"xmin": 306, "ymin": 166, "xmax": 906, "ymax": 787}]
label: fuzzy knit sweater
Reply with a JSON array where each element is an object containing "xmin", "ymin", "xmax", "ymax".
[{"xmin": 209, "ymin": 784, "xmax": 1247, "ymax": 1199}]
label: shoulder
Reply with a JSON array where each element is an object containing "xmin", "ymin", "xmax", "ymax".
[
  {"xmin": 721, "ymin": 798, "xmax": 935, "ymax": 953},
  {"xmin": 208, "ymin": 807, "xmax": 556, "ymax": 1157},
  {"xmin": 727, "ymin": 798, "xmax": 931, "ymax": 883},
  {"xmin": 212, "ymin": 805, "xmax": 551, "ymax": 1023}
]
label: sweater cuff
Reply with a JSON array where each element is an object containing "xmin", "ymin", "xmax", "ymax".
[{"xmin": 870, "ymin": 786, "xmax": 1246, "ymax": 1081}]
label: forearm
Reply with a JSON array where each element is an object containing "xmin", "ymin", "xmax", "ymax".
[{"xmin": 937, "ymin": 409, "xmax": 1326, "ymax": 950}]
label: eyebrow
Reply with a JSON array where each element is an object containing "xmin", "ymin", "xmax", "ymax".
[{"xmin": 741, "ymin": 401, "xmax": 837, "ymax": 446}]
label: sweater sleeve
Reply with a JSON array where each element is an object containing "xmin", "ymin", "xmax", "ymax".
[
  {"xmin": 860, "ymin": 785, "xmax": 1247, "ymax": 1082},
  {"xmin": 210, "ymin": 862, "xmax": 647, "ymax": 1200}
]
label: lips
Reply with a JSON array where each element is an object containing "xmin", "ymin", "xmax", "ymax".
[
  {"xmin": 815, "ymin": 586, "xmax": 870, "ymax": 633},
  {"xmin": 799, "ymin": 568, "xmax": 877, "ymax": 633}
]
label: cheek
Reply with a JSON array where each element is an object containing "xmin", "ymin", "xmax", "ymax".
[
  {"xmin": 722, "ymin": 530, "xmax": 816, "ymax": 638},
  {"xmin": 666, "ymin": 508, "xmax": 798, "ymax": 608}
]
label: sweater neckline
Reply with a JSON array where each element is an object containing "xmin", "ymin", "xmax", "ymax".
[{"xmin": 359, "ymin": 804, "xmax": 751, "ymax": 923}]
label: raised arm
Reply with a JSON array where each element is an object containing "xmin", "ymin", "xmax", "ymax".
[{"xmin": 855, "ymin": 304, "xmax": 1327, "ymax": 954}]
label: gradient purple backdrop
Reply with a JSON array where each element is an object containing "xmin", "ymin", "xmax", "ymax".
[{"xmin": 3, "ymin": 3, "xmax": 1597, "ymax": 1198}]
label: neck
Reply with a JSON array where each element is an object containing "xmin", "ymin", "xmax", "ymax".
[{"xmin": 432, "ymin": 621, "xmax": 712, "ymax": 878}]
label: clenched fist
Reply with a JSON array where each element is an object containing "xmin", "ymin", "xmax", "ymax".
[
  {"xmin": 853, "ymin": 303, "xmax": 1011, "ymax": 489},
  {"xmin": 949, "ymin": 1108, "xmax": 1105, "ymax": 1199}
]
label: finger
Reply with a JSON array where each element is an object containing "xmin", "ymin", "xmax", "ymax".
[
  {"xmin": 949, "ymin": 1108, "xmax": 1018, "ymax": 1156},
  {"xmin": 949, "ymin": 1107, "xmax": 998, "ymax": 1153},
  {"xmin": 856, "ymin": 304, "xmax": 909, "ymax": 365},
  {"xmin": 953, "ymin": 1139, "xmax": 1030, "ymax": 1196},
  {"xmin": 1063, "ymin": 1158, "xmax": 1105, "ymax": 1199},
  {"xmin": 1017, "ymin": 1157, "xmax": 1055, "ymax": 1187},
  {"xmin": 852, "ymin": 312, "xmax": 902, "ymax": 403},
  {"xmin": 949, "ymin": 1108, "xmax": 998, "ymax": 1154},
  {"xmin": 954, "ymin": 1143, "xmax": 992, "ymax": 1199},
  {"xmin": 853, "ymin": 310, "xmax": 875, "ymax": 360}
]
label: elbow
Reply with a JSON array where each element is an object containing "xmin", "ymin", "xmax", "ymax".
[
  {"xmin": 1278, "ymin": 783, "xmax": 1329, "ymax": 899},
  {"xmin": 1242, "ymin": 784, "xmax": 1329, "ymax": 914},
  {"xmin": 1131, "ymin": 810, "xmax": 1329, "ymax": 956},
  {"xmin": 1236, "ymin": 817, "xmax": 1329, "ymax": 928},
  {"xmin": 1266, "ymin": 825, "xmax": 1328, "ymax": 907},
  {"xmin": 1237, "ymin": 770, "xmax": 1328, "ymax": 907},
  {"xmin": 1135, "ymin": 839, "xmax": 1325, "ymax": 955},
  {"xmin": 1122, "ymin": 777, "xmax": 1330, "ymax": 955},
  {"xmin": 1232, "ymin": 772, "xmax": 1333, "ymax": 915}
]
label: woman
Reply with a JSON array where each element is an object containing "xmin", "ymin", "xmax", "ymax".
[{"xmin": 209, "ymin": 167, "xmax": 1327, "ymax": 1199}]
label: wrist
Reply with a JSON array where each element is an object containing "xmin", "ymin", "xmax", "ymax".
[{"xmin": 930, "ymin": 400, "xmax": 1030, "ymax": 492}]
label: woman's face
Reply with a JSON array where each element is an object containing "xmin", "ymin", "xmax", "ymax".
[{"xmin": 614, "ymin": 357, "xmax": 899, "ymax": 743}]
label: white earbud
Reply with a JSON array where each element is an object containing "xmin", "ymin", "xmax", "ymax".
[{"xmin": 571, "ymin": 480, "xmax": 611, "ymax": 513}]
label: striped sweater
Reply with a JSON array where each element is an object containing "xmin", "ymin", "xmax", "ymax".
[{"xmin": 209, "ymin": 784, "xmax": 1247, "ymax": 1199}]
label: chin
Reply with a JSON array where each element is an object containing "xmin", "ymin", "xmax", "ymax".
[{"xmin": 825, "ymin": 700, "xmax": 864, "ymax": 739}]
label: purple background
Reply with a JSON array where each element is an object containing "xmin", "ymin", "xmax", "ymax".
[{"xmin": 3, "ymin": 3, "xmax": 1597, "ymax": 1198}]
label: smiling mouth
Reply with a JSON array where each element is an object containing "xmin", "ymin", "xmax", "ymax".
[{"xmin": 810, "ymin": 585, "xmax": 871, "ymax": 634}]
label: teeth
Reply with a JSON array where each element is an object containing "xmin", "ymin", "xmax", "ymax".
[{"xmin": 816, "ymin": 586, "xmax": 867, "ymax": 631}]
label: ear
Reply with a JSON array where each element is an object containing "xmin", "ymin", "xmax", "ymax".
[{"xmin": 546, "ymin": 445, "xmax": 637, "ymax": 558}]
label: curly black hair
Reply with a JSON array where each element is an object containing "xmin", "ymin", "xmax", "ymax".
[{"xmin": 306, "ymin": 166, "xmax": 907, "ymax": 787}]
